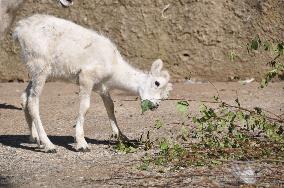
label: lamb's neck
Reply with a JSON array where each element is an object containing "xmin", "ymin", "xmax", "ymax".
[{"xmin": 112, "ymin": 61, "xmax": 148, "ymax": 94}]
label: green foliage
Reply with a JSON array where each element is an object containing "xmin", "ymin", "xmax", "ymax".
[
  {"xmin": 247, "ymin": 35, "xmax": 261, "ymax": 51},
  {"xmin": 139, "ymin": 130, "xmax": 154, "ymax": 151},
  {"xmin": 176, "ymin": 101, "xmax": 189, "ymax": 114},
  {"xmin": 138, "ymin": 155, "xmax": 151, "ymax": 171},
  {"xmin": 263, "ymin": 41, "xmax": 271, "ymax": 51},
  {"xmin": 194, "ymin": 103, "xmax": 283, "ymax": 145},
  {"xmin": 135, "ymin": 37, "xmax": 284, "ymax": 170},
  {"xmin": 138, "ymin": 97, "xmax": 283, "ymax": 172},
  {"xmin": 185, "ymin": 100, "xmax": 282, "ymax": 167},
  {"xmin": 154, "ymin": 119, "xmax": 164, "ymax": 129},
  {"xmin": 177, "ymin": 126, "xmax": 190, "ymax": 141},
  {"xmin": 141, "ymin": 100, "xmax": 155, "ymax": 113},
  {"xmin": 277, "ymin": 42, "xmax": 284, "ymax": 55},
  {"xmin": 137, "ymin": 154, "xmax": 151, "ymax": 171},
  {"xmin": 261, "ymin": 63, "xmax": 284, "ymax": 88},
  {"xmin": 247, "ymin": 36, "xmax": 284, "ymax": 87},
  {"xmin": 229, "ymin": 50, "xmax": 237, "ymax": 62},
  {"xmin": 145, "ymin": 138, "xmax": 188, "ymax": 168},
  {"xmin": 114, "ymin": 141, "xmax": 138, "ymax": 154},
  {"xmin": 190, "ymin": 99, "xmax": 283, "ymax": 163}
]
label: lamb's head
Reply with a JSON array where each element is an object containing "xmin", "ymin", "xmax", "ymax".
[{"xmin": 139, "ymin": 59, "xmax": 172, "ymax": 110}]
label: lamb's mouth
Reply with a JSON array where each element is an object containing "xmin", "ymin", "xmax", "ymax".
[{"xmin": 150, "ymin": 105, "xmax": 159, "ymax": 111}]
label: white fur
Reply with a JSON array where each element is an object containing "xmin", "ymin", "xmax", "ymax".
[{"xmin": 14, "ymin": 14, "xmax": 172, "ymax": 152}]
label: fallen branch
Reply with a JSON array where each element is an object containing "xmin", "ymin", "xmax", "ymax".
[{"xmin": 119, "ymin": 97, "xmax": 283, "ymax": 123}]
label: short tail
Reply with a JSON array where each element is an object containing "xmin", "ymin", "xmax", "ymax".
[
  {"xmin": 12, "ymin": 15, "xmax": 35, "ymax": 42},
  {"xmin": 12, "ymin": 21, "xmax": 24, "ymax": 43}
]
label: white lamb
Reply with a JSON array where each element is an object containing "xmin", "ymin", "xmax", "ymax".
[{"xmin": 13, "ymin": 14, "xmax": 172, "ymax": 153}]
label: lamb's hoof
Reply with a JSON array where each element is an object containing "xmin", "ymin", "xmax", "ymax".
[
  {"xmin": 75, "ymin": 142, "xmax": 90, "ymax": 152},
  {"xmin": 76, "ymin": 147, "xmax": 90, "ymax": 152},
  {"xmin": 42, "ymin": 144, "xmax": 57, "ymax": 153},
  {"xmin": 45, "ymin": 148, "xmax": 57, "ymax": 153}
]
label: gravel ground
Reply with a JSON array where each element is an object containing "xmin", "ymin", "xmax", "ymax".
[{"xmin": 0, "ymin": 82, "xmax": 283, "ymax": 187}]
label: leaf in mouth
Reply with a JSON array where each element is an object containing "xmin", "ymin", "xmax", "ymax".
[{"xmin": 141, "ymin": 100, "xmax": 155, "ymax": 113}]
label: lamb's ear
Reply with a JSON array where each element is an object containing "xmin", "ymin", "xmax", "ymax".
[
  {"xmin": 160, "ymin": 70, "xmax": 170, "ymax": 82},
  {"xmin": 151, "ymin": 59, "xmax": 163, "ymax": 75}
]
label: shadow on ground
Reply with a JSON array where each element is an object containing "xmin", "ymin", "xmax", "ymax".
[
  {"xmin": 0, "ymin": 175, "xmax": 12, "ymax": 188},
  {"xmin": 0, "ymin": 103, "xmax": 22, "ymax": 110},
  {"xmin": 0, "ymin": 135, "xmax": 117, "ymax": 152}
]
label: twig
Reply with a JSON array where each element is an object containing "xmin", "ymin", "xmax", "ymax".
[
  {"xmin": 222, "ymin": 103, "xmax": 283, "ymax": 123},
  {"xmin": 267, "ymin": 53, "xmax": 281, "ymax": 66},
  {"xmin": 119, "ymin": 99, "xmax": 138, "ymax": 101},
  {"xmin": 208, "ymin": 81, "xmax": 222, "ymax": 101},
  {"xmin": 117, "ymin": 80, "xmax": 283, "ymax": 123},
  {"xmin": 208, "ymin": 81, "xmax": 283, "ymax": 123},
  {"xmin": 166, "ymin": 98, "xmax": 221, "ymax": 104},
  {"xmin": 256, "ymin": 159, "xmax": 284, "ymax": 163},
  {"xmin": 121, "ymin": 98, "xmax": 220, "ymax": 104},
  {"xmin": 120, "ymin": 97, "xmax": 283, "ymax": 122},
  {"xmin": 260, "ymin": 109, "xmax": 284, "ymax": 121}
]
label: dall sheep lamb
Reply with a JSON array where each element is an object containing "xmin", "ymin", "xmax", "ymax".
[{"xmin": 13, "ymin": 14, "xmax": 172, "ymax": 153}]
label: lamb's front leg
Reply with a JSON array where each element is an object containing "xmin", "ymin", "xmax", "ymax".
[
  {"xmin": 100, "ymin": 92, "xmax": 129, "ymax": 142},
  {"xmin": 27, "ymin": 73, "xmax": 56, "ymax": 153}
]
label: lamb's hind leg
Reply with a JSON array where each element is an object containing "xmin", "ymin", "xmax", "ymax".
[
  {"xmin": 74, "ymin": 73, "xmax": 94, "ymax": 152},
  {"xmin": 27, "ymin": 72, "xmax": 56, "ymax": 153},
  {"xmin": 22, "ymin": 81, "xmax": 39, "ymax": 143},
  {"xmin": 100, "ymin": 92, "xmax": 129, "ymax": 142}
]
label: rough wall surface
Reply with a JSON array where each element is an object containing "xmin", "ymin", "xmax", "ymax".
[
  {"xmin": 0, "ymin": 0, "xmax": 23, "ymax": 40},
  {"xmin": 0, "ymin": 0, "xmax": 283, "ymax": 82}
]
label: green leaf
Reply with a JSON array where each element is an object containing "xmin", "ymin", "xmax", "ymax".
[
  {"xmin": 213, "ymin": 96, "xmax": 219, "ymax": 102},
  {"xmin": 260, "ymin": 67, "xmax": 281, "ymax": 88},
  {"xmin": 199, "ymin": 104, "xmax": 207, "ymax": 113},
  {"xmin": 192, "ymin": 116, "xmax": 198, "ymax": 123},
  {"xmin": 176, "ymin": 101, "xmax": 189, "ymax": 114},
  {"xmin": 160, "ymin": 142, "xmax": 168, "ymax": 151},
  {"xmin": 115, "ymin": 142, "xmax": 138, "ymax": 154},
  {"xmin": 277, "ymin": 42, "xmax": 284, "ymax": 55},
  {"xmin": 254, "ymin": 107, "xmax": 262, "ymax": 114},
  {"xmin": 141, "ymin": 100, "xmax": 155, "ymax": 113},
  {"xmin": 250, "ymin": 36, "xmax": 261, "ymax": 50},
  {"xmin": 260, "ymin": 78, "xmax": 267, "ymax": 88},
  {"xmin": 181, "ymin": 126, "xmax": 189, "ymax": 141},
  {"xmin": 138, "ymin": 162, "xmax": 149, "ymax": 171},
  {"xmin": 154, "ymin": 119, "xmax": 164, "ymax": 129},
  {"xmin": 159, "ymin": 139, "xmax": 169, "ymax": 151},
  {"xmin": 229, "ymin": 50, "xmax": 237, "ymax": 61},
  {"xmin": 263, "ymin": 41, "xmax": 271, "ymax": 51}
]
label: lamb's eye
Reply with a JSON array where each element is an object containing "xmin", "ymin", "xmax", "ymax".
[{"xmin": 155, "ymin": 81, "xmax": 160, "ymax": 87}]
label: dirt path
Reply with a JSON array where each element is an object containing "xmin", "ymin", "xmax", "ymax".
[{"xmin": 0, "ymin": 82, "xmax": 283, "ymax": 187}]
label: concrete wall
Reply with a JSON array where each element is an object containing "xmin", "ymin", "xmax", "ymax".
[
  {"xmin": 0, "ymin": 0, "xmax": 23, "ymax": 40},
  {"xmin": 0, "ymin": 0, "xmax": 283, "ymax": 82}
]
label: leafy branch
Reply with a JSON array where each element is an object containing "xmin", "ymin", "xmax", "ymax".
[
  {"xmin": 247, "ymin": 36, "xmax": 284, "ymax": 87},
  {"xmin": 137, "ymin": 81, "xmax": 283, "ymax": 171}
]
